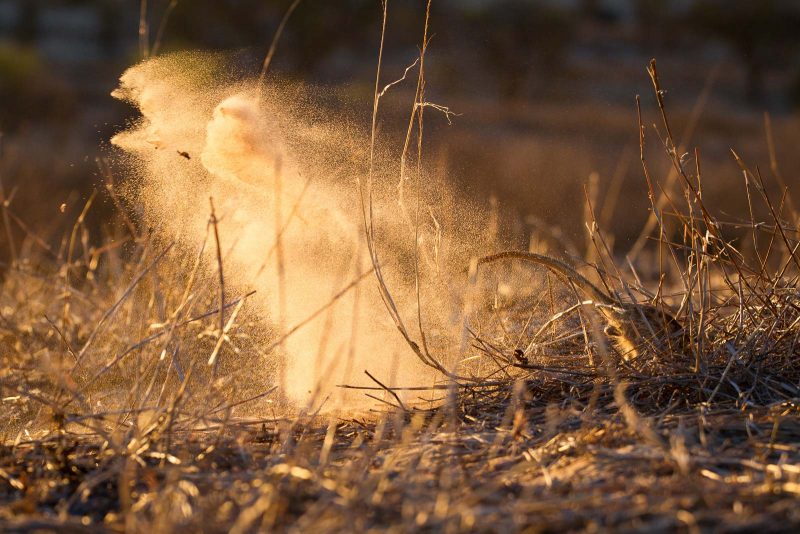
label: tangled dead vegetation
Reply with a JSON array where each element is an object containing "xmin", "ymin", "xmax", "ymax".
[
  {"xmin": 1, "ymin": 22, "xmax": 800, "ymax": 531},
  {"xmin": 477, "ymin": 250, "xmax": 688, "ymax": 368}
]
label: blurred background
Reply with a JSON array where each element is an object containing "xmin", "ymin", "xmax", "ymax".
[{"xmin": 2, "ymin": 0, "xmax": 800, "ymax": 257}]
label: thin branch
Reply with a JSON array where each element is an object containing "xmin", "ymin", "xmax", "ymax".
[{"xmin": 258, "ymin": 0, "xmax": 304, "ymax": 84}]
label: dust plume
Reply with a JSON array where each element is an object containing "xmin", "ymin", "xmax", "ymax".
[{"xmin": 110, "ymin": 52, "xmax": 497, "ymax": 409}]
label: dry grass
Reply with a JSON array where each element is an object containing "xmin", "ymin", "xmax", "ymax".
[{"xmin": 2, "ymin": 9, "xmax": 800, "ymax": 531}]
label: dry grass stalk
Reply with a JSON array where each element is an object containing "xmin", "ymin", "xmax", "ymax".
[{"xmin": 1, "ymin": 12, "xmax": 800, "ymax": 533}]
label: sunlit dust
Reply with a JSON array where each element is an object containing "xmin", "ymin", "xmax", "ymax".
[{"xmin": 111, "ymin": 52, "xmax": 497, "ymax": 410}]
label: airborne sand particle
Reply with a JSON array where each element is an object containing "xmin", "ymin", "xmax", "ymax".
[{"xmin": 111, "ymin": 52, "xmax": 500, "ymax": 409}]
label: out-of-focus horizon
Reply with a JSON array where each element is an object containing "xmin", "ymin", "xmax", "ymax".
[{"xmin": 2, "ymin": 0, "xmax": 800, "ymax": 253}]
